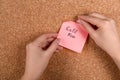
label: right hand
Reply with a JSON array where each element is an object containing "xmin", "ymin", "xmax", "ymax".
[{"xmin": 77, "ymin": 13, "xmax": 120, "ymax": 58}]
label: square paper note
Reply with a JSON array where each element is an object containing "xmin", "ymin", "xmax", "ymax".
[{"xmin": 57, "ymin": 21, "xmax": 88, "ymax": 53}]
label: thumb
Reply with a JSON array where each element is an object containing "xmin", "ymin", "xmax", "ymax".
[{"xmin": 46, "ymin": 39, "xmax": 59, "ymax": 56}]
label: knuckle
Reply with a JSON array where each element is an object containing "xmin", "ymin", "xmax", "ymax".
[{"xmin": 102, "ymin": 18, "xmax": 115, "ymax": 25}]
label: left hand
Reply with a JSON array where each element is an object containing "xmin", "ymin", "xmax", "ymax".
[{"xmin": 21, "ymin": 33, "xmax": 63, "ymax": 80}]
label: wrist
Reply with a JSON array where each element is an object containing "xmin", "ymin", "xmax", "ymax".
[
  {"xmin": 107, "ymin": 44, "xmax": 120, "ymax": 61},
  {"xmin": 109, "ymin": 50, "xmax": 120, "ymax": 69},
  {"xmin": 106, "ymin": 44, "xmax": 120, "ymax": 69}
]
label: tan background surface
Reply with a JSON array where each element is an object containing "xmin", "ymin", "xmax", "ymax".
[{"xmin": 0, "ymin": 0, "xmax": 120, "ymax": 80}]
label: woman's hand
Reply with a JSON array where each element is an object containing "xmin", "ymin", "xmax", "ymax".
[
  {"xmin": 77, "ymin": 13, "xmax": 120, "ymax": 69},
  {"xmin": 21, "ymin": 33, "xmax": 63, "ymax": 80}
]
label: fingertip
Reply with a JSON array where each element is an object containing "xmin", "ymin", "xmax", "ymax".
[
  {"xmin": 78, "ymin": 15, "xmax": 86, "ymax": 19},
  {"xmin": 76, "ymin": 19, "xmax": 89, "ymax": 28},
  {"xmin": 76, "ymin": 19, "xmax": 83, "ymax": 24}
]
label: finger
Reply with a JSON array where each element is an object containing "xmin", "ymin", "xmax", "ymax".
[
  {"xmin": 77, "ymin": 19, "xmax": 96, "ymax": 38},
  {"xmin": 78, "ymin": 15, "xmax": 104, "ymax": 27},
  {"xmin": 32, "ymin": 33, "xmax": 58, "ymax": 47},
  {"xmin": 35, "ymin": 33, "xmax": 57, "ymax": 42},
  {"xmin": 47, "ymin": 37, "xmax": 55, "ymax": 42},
  {"xmin": 42, "ymin": 37, "xmax": 60, "ymax": 50},
  {"xmin": 40, "ymin": 37, "xmax": 55, "ymax": 48},
  {"xmin": 89, "ymin": 13, "xmax": 107, "ymax": 19},
  {"xmin": 46, "ymin": 39, "xmax": 59, "ymax": 57}
]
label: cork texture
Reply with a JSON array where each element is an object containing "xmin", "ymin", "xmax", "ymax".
[{"xmin": 0, "ymin": 0, "xmax": 120, "ymax": 80}]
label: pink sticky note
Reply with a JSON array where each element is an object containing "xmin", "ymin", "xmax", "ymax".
[{"xmin": 57, "ymin": 21, "xmax": 88, "ymax": 53}]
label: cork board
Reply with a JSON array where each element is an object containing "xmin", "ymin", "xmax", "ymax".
[{"xmin": 0, "ymin": 0, "xmax": 120, "ymax": 80}]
